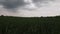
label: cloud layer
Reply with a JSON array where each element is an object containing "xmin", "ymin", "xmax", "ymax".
[
  {"xmin": 0, "ymin": 0, "xmax": 54, "ymax": 10},
  {"xmin": 0, "ymin": 0, "xmax": 60, "ymax": 17},
  {"xmin": 1, "ymin": 0, "xmax": 26, "ymax": 9}
]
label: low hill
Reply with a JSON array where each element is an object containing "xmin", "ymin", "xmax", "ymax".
[{"xmin": 0, "ymin": 16, "xmax": 60, "ymax": 34}]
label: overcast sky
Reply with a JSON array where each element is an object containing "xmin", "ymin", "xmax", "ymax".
[{"xmin": 0, "ymin": 0, "xmax": 60, "ymax": 17}]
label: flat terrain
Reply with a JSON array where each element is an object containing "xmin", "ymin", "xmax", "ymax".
[{"xmin": 0, "ymin": 16, "xmax": 60, "ymax": 34}]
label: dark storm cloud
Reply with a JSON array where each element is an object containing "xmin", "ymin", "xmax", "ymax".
[{"xmin": 0, "ymin": 0, "xmax": 26, "ymax": 9}]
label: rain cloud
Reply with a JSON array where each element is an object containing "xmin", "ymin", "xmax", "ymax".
[{"xmin": 0, "ymin": 0, "xmax": 27, "ymax": 10}]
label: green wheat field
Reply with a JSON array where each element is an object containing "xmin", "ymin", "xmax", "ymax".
[{"xmin": 0, "ymin": 16, "xmax": 60, "ymax": 34}]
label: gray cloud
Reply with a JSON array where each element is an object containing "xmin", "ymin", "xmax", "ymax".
[
  {"xmin": 32, "ymin": 0, "xmax": 54, "ymax": 3},
  {"xmin": 0, "ymin": 0, "xmax": 54, "ymax": 9},
  {"xmin": 0, "ymin": 0, "xmax": 27, "ymax": 9},
  {"xmin": 0, "ymin": 0, "xmax": 55, "ymax": 12},
  {"xmin": 32, "ymin": 0, "xmax": 54, "ymax": 7}
]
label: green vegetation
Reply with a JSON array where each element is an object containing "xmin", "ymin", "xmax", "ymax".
[{"xmin": 0, "ymin": 16, "xmax": 60, "ymax": 34}]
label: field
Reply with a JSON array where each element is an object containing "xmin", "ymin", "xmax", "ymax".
[{"xmin": 0, "ymin": 16, "xmax": 60, "ymax": 34}]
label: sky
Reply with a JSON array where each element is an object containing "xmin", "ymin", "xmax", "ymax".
[{"xmin": 0, "ymin": 0, "xmax": 60, "ymax": 17}]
